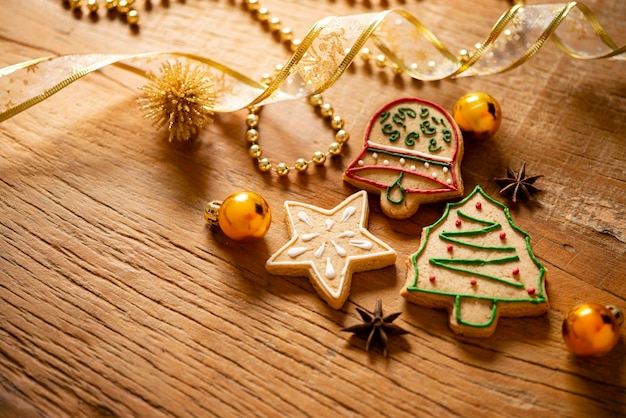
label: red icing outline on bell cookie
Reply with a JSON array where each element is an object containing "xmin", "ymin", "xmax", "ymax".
[{"xmin": 343, "ymin": 97, "xmax": 464, "ymax": 219}]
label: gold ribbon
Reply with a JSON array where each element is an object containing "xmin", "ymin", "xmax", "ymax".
[{"xmin": 1, "ymin": 2, "xmax": 624, "ymax": 123}]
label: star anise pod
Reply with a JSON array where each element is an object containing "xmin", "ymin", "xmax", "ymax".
[
  {"xmin": 341, "ymin": 299, "xmax": 408, "ymax": 357},
  {"xmin": 494, "ymin": 162, "xmax": 543, "ymax": 203}
]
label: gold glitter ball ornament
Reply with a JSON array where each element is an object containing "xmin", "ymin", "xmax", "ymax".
[
  {"xmin": 138, "ymin": 60, "xmax": 216, "ymax": 141},
  {"xmin": 562, "ymin": 303, "xmax": 623, "ymax": 357}
]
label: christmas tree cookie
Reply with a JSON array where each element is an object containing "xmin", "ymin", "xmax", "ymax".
[
  {"xmin": 401, "ymin": 185, "xmax": 548, "ymax": 337},
  {"xmin": 266, "ymin": 191, "xmax": 396, "ymax": 309},
  {"xmin": 343, "ymin": 97, "xmax": 464, "ymax": 219}
]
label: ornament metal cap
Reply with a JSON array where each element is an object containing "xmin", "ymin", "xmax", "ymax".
[{"xmin": 204, "ymin": 201, "xmax": 222, "ymax": 225}]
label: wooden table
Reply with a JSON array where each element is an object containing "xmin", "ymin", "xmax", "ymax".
[{"xmin": 1, "ymin": 1, "xmax": 624, "ymax": 417}]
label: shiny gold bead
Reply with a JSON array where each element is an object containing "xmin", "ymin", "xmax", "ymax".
[
  {"xmin": 268, "ymin": 17, "xmax": 282, "ymax": 32},
  {"xmin": 260, "ymin": 74, "xmax": 272, "ymax": 86},
  {"xmin": 258, "ymin": 158, "xmax": 272, "ymax": 172},
  {"xmin": 86, "ymin": 0, "xmax": 99, "ymax": 12},
  {"xmin": 294, "ymin": 158, "xmax": 309, "ymax": 172},
  {"xmin": 459, "ymin": 49, "xmax": 470, "ymax": 63},
  {"xmin": 376, "ymin": 54, "xmax": 388, "ymax": 68},
  {"xmin": 276, "ymin": 163, "xmax": 290, "ymax": 176},
  {"xmin": 320, "ymin": 103, "xmax": 334, "ymax": 118},
  {"xmin": 360, "ymin": 48, "xmax": 372, "ymax": 61},
  {"xmin": 126, "ymin": 9, "xmax": 139, "ymax": 25},
  {"xmin": 245, "ymin": 0, "xmax": 260, "ymax": 12},
  {"xmin": 335, "ymin": 129, "xmax": 349, "ymax": 144},
  {"xmin": 290, "ymin": 39, "xmax": 302, "ymax": 53},
  {"xmin": 246, "ymin": 128, "xmax": 259, "ymax": 143},
  {"xmin": 280, "ymin": 27, "xmax": 294, "ymax": 43},
  {"xmin": 257, "ymin": 7, "xmax": 270, "ymax": 22},
  {"xmin": 69, "ymin": 0, "xmax": 83, "ymax": 9},
  {"xmin": 245, "ymin": 113, "xmax": 259, "ymax": 128},
  {"xmin": 248, "ymin": 144, "xmax": 262, "ymax": 158},
  {"xmin": 331, "ymin": 116, "xmax": 344, "ymax": 130},
  {"xmin": 328, "ymin": 142, "xmax": 342, "ymax": 156},
  {"xmin": 104, "ymin": 0, "xmax": 118, "ymax": 10},
  {"xmin": 391, "ymin": 64, "xmax": 404, "ymax": 75},
  {"xmin": 309, "ymin": 94, "xmax": 323, "ymax": 106},
  {"xmin": 117, "ymin": 0, "xmax": 130, "ymax": 14},
  {"xmin": 274, "ymin": 64, "xmax": 284, "ymax": 75},
  {"xmin": 312, "ymin": 151, "xmax": 326, "ymax": 165}
]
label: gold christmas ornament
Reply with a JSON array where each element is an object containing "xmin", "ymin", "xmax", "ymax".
[
  {"xmin": 562, "ymin": 303, "xmax": 623, "ymax": 357},
  {"xmin": 452, "ymin": 92, "xmax": 502, "ymax": 140},
  {"xmin": 204, "ymin": 191, "xmax": 272, "ymax": 242},
  {"xmin": 137, "ymin": 60, "xmax": 216, "ymax": 142}
]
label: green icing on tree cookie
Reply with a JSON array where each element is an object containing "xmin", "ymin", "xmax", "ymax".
[{"xmin": 404, "ymin": 185, "xmax": 548, "ymax": 334}]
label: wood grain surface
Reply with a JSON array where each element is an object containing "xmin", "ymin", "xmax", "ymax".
[{"xmin": 1, "ymin": 1, "xmax": 625, "ymax": 417}]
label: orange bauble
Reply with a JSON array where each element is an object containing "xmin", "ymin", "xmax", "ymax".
[
  {"xmin": 562, "ymin": 303, "xmax": 623, "ymax": 357},
  {"xmin": 453, "ymin": 92, "xmax": 502, "ymax": 140},
  {"xmin": 205, "ymin": 191, "xmax": 271, "ymax": 242}
]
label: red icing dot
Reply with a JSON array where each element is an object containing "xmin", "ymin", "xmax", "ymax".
[
  {"xmin": 512, "ymin": 267, "xmax": 520, "ymax": 275},
  {"xmin": 527, "ymin": 288, "xmax": 536, "ymax": 295},
  {"xmin": 429, "ymin": 275, "xmax": 436, "ymax": 282},
  {"xmin": 455, "ymin": 219, "xmax": 462, "ymax": 227},
  {"xmin": 470, "ymin": 278, "xmax": 477, "ymax": 285},
  {"xmin": 499, "ymin": 232, "xmax": 507, "ymax": 240},
  {"xmin": 447, "ymin": 244, "xmax": 453, "ymax": 252},
  {"xmin": 475, "ymin": 201, "xmax": 482, "ymax": 209}
]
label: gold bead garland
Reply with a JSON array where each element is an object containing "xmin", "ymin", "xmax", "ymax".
[
  {"xmin": 243, "ymin": 0, "xmax": 302, "ymax": 54},
  {"xmin": 245, "ymin": 93, "xmax": 350, "ymax": 177},
  {"xmin": 244, "ymin": 65, "xmax": 350, "ymax": 177},
  {"xmin": 64, "ymin": 0, "xmax": 141, "ymax": 25},
  {"xmin": 241, "ymin": 0, "xmax": 354, "ymax": 177},
  {"xmin": 62, "ymin": 0, "xmax": 411, "ymax": 77}
]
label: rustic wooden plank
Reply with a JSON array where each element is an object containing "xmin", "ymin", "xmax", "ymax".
[{"xmin": 1, "ymin": 0, "xmax": 625, "ymax": 417}]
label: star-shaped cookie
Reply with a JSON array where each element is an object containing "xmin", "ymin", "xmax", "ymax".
[{"xmin": 266, "ymin": 191, "xmax": 396, "ymax": 309}]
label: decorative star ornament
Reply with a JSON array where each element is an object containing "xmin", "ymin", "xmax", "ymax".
[
  {"xmin": 341, "ymin": 299, "xmax": 409, "ymax": 357},
  {"xmin": 266, "ymin": 191, "xmax": 396, "ymax": 309}
]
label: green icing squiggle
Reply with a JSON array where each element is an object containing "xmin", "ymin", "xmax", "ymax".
[
  {"xmin": 386, "ymin": 172, "xmax": 406, "ymax": 205},
  {"xmin": 429, "ymin": 255, "xmax": 523, "ymax": 288},
  {"xmin": 439, "ymin": 210, "xmax": 516, "ymax": 251}
]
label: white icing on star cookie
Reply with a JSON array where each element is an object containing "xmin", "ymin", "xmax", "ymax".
[{"xmin": 266, "ymin": 191, "xmax": 396, "ymax": 309}]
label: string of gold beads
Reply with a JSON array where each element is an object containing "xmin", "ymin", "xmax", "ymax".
[
  {"xmin": 62, "ymin": 0, "xmax": 472, "ymax": 67},
  {"xmin": 244, "ymin": 89, "xmax": 349, "ymax": 176},
  {"xmin": 244, "ymin": 0, "xmax": 301, "ymax": 53},
  {"xmin": 64, "ymin": 0, "xmax": 140, "ymax": 26}
]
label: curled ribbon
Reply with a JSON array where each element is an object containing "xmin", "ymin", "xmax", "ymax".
[{"xmin": 0, "ymin": 2, "xmax": 624, "ymax": 123}]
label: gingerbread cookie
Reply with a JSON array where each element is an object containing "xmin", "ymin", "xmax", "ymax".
[
  {"xmin": 343, "ymin": 97, "xmax": 464, "ymax": 219},
  {"xmin": 266, "ymin": 191, "xmax": 396, "ymax": 309},
  {"xmin": 401, "ymin": 185, "xmax": 548, "ymax": 337}
]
